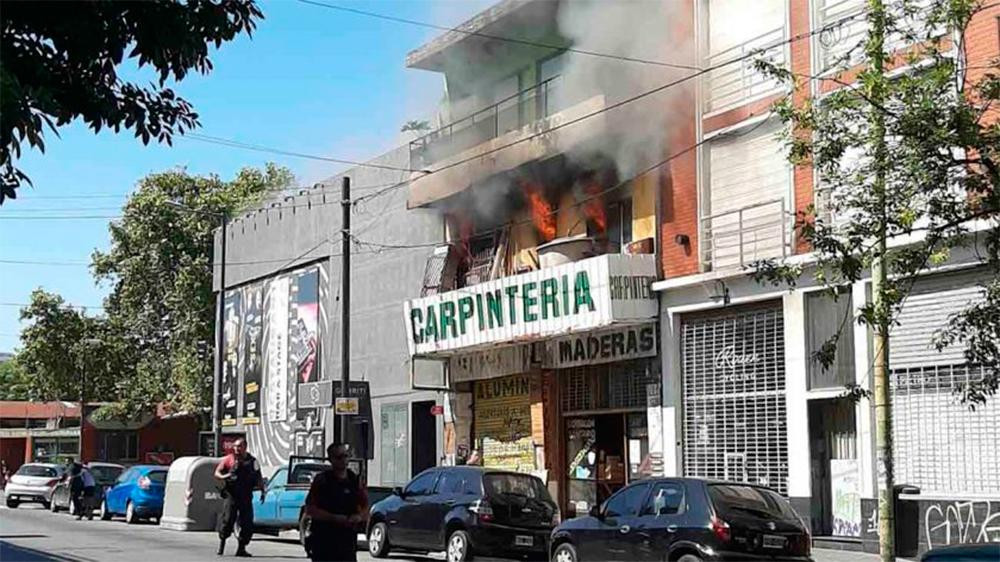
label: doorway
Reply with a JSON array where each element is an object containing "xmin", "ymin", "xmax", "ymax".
[
  {"xmin": 808, "ymin": 398, "xmax": 859, "ymax": 537},
  {"xmin": 565, "ymin": 412, "xmax": 648, "ymax": 515},
  {"xmin": 411, "ymin": 400, "xmax": 437, "ymax": 477}
]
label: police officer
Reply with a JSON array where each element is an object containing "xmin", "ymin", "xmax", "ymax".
[
  {"xmin": 304, "ymin": 443, "xmax": 368, "ymax": 562},
  {"xmin": 214, "ymin": 438, "xmax": 265, "ymax": 557}
]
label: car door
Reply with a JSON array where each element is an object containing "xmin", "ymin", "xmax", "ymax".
[
  {"xmin": 391, "ymin": 470, "xmax": 439, "ymax": 548},
  {"xmin": 108, "ymin": 469, "xmax": 135, "ymax": 514},
  {"xmin": 631, "ymin": 480, "xmax": 688, "ymax": 562},
  {"xmin": 580, "ymin": 483, "xmax": 649, "ymax": 562},
  {"xmin": 423, "ymin": 469, "xmax": 465, "ymax": 548},
  {"xmin": 255, "ymin": 468, "xmax": 286, "ymax": 526}
]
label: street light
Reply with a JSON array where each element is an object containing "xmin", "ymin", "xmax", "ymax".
[{"xmin": 165, "ymin": 200, "xmax": 227, "ymax": 456}]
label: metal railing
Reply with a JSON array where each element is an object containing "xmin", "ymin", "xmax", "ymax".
[
  {"xmin": 409, "ymin": 76, "xmax": 561, "ymax": 169},
  {"xmin": 700, "ymin": 198, "xmax": 795, "ymax": 270},
  {"xmin": 704, "ymin": 26, "xmax": 786, "ymax": 113}
]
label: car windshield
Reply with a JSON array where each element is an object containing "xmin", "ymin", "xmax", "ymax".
[
  {"xmin": 484, "ymin": 473, "xmax": 551, "ymax": 501},
  {"xmin": 89, "ymin": 466, "xmax": 123, "ymax": 483},
  {"xmin": 17, "ymin": 465, "xmax": 57, "ymax": 478},
  {"xmin": 147, "ymin": 471, "xmax": 167, "ymax": 484},
  {"xmin": 709, "ymin": 484, "xmax": 799, "ymax": 520},
  {"xmin": 290, "ymin": 464, "xmax": 326, "ymax": 485}
]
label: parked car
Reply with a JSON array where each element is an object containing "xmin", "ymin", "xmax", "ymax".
[
  {"xmin": 550, "ymin": 478, "xmax": 812, "ymax": 562},
  {"xmin": 99, "ymin": 465, "xmax": 168, "ymax": 524},
  {"xmin": 50, "ymin": 462, "xmax": 125, "ymax": 515},
  {"xmin": 367, "ymin": 466, "xmax": 558, "ymax": 562},
  {"xmin": 3, "ymin": 463, "xmax": 64, "ymax": 509},
  {"xmin": 921, "ymin": 544, "xmax": 1000, "ymax": 561}
]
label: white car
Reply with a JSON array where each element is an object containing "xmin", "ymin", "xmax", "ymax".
[{"xmin": 4, "ymin": 463, "xmax": 64, "ymax": 509}]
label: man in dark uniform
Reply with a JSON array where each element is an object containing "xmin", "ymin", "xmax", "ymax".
[
  {"xmin": 214, "ymin": 438, "xmax": 266, "ymax": 557},
  {"xmin": 304, "ymin": 443, "xmax": 368, "ymax": 562}
]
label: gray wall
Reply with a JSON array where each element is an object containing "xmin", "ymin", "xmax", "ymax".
[{"xmin": 212, "ymin": 145, "xmax": 445, "ymax": 482}]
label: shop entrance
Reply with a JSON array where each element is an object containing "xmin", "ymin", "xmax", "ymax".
[
  {"xmin": 808, "ymin": 398, "xmax": 859, "ymax": 538},
  {"xmin": 565, "ymin": 412, "xmax": 649, "ymax": 516}
]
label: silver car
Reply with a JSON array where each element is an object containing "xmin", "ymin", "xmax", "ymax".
[{"xmin": 4, "ymin": 463, "xmax": 64, "ymax": 509}]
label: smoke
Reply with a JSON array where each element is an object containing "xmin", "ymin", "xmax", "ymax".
[{"xmin": 554, "ymin": 0, "xmax": 695, "ymax": 180}]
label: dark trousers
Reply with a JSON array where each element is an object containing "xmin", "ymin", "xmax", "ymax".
[
  {"xmin": 308, "ymin": 528, "xmax": 357, "ymax": 562},
  {"xmin": 217, "ymin": 495, "xmax": 254, "ymax": 545},
  {"xmin": 70, "ymin": 486, "xmax": 94, "ymax": 516}
]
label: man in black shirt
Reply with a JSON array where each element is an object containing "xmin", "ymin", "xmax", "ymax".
[
  {"xmin": 304, "ymin": 443, "xmax": 368, "ymax": 562},
  {"xmin": 214, "ymin": 438, "xmax": 266, "ymax": 557}
]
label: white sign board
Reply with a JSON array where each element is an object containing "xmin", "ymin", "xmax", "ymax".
[
  {"xmin": 449, "ymin": 344, "xmax": 535, "ymax": 383},
  {"xmin": 543, "ymin": 323, "xmax": 657, "ymax": 369},
  {"xmin": 266, "ymin": 277, "xmax": 290, "ymax": 422},
  {"xmin": 404, "ymin": 254, "xmax": 656, "ymax": 356}
]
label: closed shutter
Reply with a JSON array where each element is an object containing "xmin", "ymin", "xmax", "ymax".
[
  {"xmin": 889, "ymin": 268, "xmax": 991, "ymax": 368},
  {"xmin": 706, "ymin": 121, "xmax": 792, "ymax": 269}
]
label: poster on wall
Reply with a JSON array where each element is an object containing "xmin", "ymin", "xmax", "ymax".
[
  {"xmin": 241, "ymin": 283, "xmax": 263, "ymax": 424},
  {"xmin": 291, "ymin": 268, "xmax": 320, "ymax": 420},
  {"xmin": 266, "ymin": 276, "xmax": 290, "ymax": 422},
  {"xmin": 831, "ymin": 459, "xmax": 861, "ymax": 537},
  {"xmin": 295, "ymin": 430, "xmax": 325, "ymax": 458},
  {"xmin": 475, "ymin": 374, "xmax": 534, "ymax": 473},
  {"xmin": 221, "ymin": 291, "xmax": 242, "ymax": 426}
]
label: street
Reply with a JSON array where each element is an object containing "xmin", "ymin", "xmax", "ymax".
[{"xmin": 1, "ymin": 501, "xmax": 887, "ymax": 562}]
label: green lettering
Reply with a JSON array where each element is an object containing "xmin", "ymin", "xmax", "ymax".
[
  {"xmin": 523, "ymin": 282, "xmax": 538, "ymax": 322},
  {"xmin": 540, "ymin": 278, "xmax": 559, "ymax": 319},
  {"xmin": 561, "ymin": 275, "xmax": 570, "ymax": 315},
  {"xmin": 440, "ymin": 301, "xmax": 458, "ymax": 340},
  {"xmin": 424, "ymin": 306, "xmax": 439, "ymax": 342},
  {"xmin": 505, "ymin": 286, "xmax": 519, "ymax": 325},
  {"xmin": 486, "ymin": 290, "xmax": 504, "ymax": 328},
  {"xmin": 409, "ymin": 308, "xmax": 424, "ymax": 344},
  {"xmin": 574, "ymin": 271, "xmax": 596, "ymax": 313},
  {"xmin": 457, "ymin": 296, "xmax": 474, "ymax": 335},
  {"xmin": 475, "ymin": 294, "xmax": 485, "ymax": 330}
]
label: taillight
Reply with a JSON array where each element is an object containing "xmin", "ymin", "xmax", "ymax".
[
  {"xmin": 469, "ymin": 499, "xmax": 493, "ymax": 522},
  {"xmin": 710, "ymin": 515, "xmax": 731, "ymax": 543},
  {"xmin": 137, "ymin": 476, "xmax": 151, "ymax": 490}
]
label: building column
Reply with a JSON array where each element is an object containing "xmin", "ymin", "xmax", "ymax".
[
  {"xmin": 660, "ymin": 304, "xmax": 683, "ymax": 477},
  {"xmin": 784, "ymin": 291, "xmax": 811, "ymax": 501},
  {"xmin": 852, "ymin": 280, "xmax": 876, "ymax": 499}
]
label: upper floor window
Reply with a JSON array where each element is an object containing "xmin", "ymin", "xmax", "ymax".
[
  {"xmin": 814, "ymin": 0, "xmax": 940, "ymax": 73},
  {"xmin": 704, "ymin": 0, "xmax": 787, "ymax": 113}
]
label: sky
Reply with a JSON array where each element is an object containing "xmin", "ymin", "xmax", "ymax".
[{"xmin": 0, "ymin": 0, "xmax": 494, "ymax": 353}]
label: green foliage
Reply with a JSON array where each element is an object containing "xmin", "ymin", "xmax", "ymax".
[
  {"xmin": 0, "ymin": 356, "xmax": 30, "ymax": 401},
  {"xmin": 0, "ymin": 0, "xmax": 263, "ymax": 202},
  {"xmin": 752, "ymin": 0, "xmax": 999, "ymax": 404},
  {"xmin": 90, "ymin": 164, "xmax": 293, "ymax": 419},
  {"xmin": 400, "ymin": 120, "xmax": 431, "ymax": 133}
]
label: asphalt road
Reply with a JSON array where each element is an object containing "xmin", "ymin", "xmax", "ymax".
[{"xmin": 1, "ymin": 499, "xmax": 884, "ymax": 562}]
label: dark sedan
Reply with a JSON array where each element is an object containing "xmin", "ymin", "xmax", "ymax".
[
  {"xmin": 50, "ymin": 462, "xmax": 125, "ymax": 516},
  {"xmin": 550, "ymin": 478, "xmax": 812, "ymax": 562}
]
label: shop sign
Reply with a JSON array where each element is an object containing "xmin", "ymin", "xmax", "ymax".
[
  {"xmin": 474, "ymin": 374, "xmax": 532, "ymax": 442},
  {"xmin": 449, "ymin": 343, "xmax": 534, "ymax": 382},
  {"xmin": 335, "ymin": 397, "xmax": 359, "ymax": 415},
  {"xmin": 404, "ymin": 254, "xmax": 656, "ymax": 356},
  {"xmin": 543, "ymin": 323, "xmax": 657, "ymax": 368}
]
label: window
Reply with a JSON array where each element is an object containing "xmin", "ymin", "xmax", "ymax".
[
  {"xmin": 117, "ymin": 468, "xmax": 136, "ymax": 484},
  {"xmin": 806, "ymin": 289, "xmax": 856, "ymax": 389},
  {"xmin": 604, "ymin": 483, "xmax": 648, "ymax": 518},
  {"xmin": 641, "ymin": 482, "xmax": 685, "ymax": 516},
  {"xmin": 16, "ymin": 465, "xmax": 58, "ymax": 478},
  {"xmin": 708, "ymin": 484, "xmax": 799, "ymax": 520},
  {"xmin": 705, "ymin": 0, "xmax": 786, "ymax": 111},
  {"xmin": 89, "ymin": 465, "xmax": 123, "ymax": 485},
  {"xmin": 484, "ymin": 473, "xmax": 552, "ymax": 501},
  {"xmin": 435, "ymin": 471, "xmax": 465, "ymax": 494},
  {"xmin": 290, "ymin": 464, "xmax": 326, "ymax": 485},
  {"xmin": 147, "ymin": 470, "xmax": 167, "ymax": 484},
  {"xmin": 102, "ymin": 431, "xmax": 138, "ymax": 461},
  {"xmin": 601, "ymin": 198, "xmax": 633, "ymax": 254},
  {"xmin": 267, "ymin": 468, "xmax": 288, "ymax": 490},
  {"xmin": 404, "ymin": 471, "xmax": 438, "ymax": 496}
]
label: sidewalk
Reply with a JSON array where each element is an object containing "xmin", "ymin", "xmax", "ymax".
[{"xmin": 814, "ymin": 548, "xmax": 901, "ymax": 562}]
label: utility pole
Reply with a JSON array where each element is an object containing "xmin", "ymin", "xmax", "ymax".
[
  {"xmin": 340, "ymin": 176, "xmax": 351, "ymax": 444},
  {"xmin": 867, "ymin": 0, "xmax": 895, "ymax": 560},
  {"xmin": 214, "ymin": 212, "xmax": 228, "ymax": 456}
]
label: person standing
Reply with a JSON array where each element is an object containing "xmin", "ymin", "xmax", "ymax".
[
  {"xmin": 304, "ymin": 443, "xmax": 368, "ymax": 562},
  {"xmin": 214, "ymin": 438, "xmax": 266, "ymax": 557},
  {"xmin": 75, "ymin": 465, "xmax": 96, "ymax": 520}
]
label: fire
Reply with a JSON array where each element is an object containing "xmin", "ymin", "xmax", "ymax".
[
  {"xmin": 582, "ymin": 178, "xmax": 607, "ymax": 234},
  {"xmin": 519, "ymin": 179, "xmax": 556, "ymax": 242},
  {"xmin": 448, "ymin": 214, "xmax": 475, "ymax": 262}
]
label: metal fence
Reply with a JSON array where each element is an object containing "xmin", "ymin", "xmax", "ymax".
[
  {"xmin": 700, "ymin": 198, "xmax": 795, "ymax": 270},
  {"xmin": 704, "ymin": 27, "xmax": 786, "ymax": 113}
]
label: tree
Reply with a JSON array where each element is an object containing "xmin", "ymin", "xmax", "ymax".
[
  {"xmin": 0, "ymin": 0, "xmax": 263, "ymax": 202},
  {"xmin": 752, "ymin": 1, "xmax": 998, "ymax": 559},
  {"xmin": 16, "ymin": 289, "xmax": 118, "ymax": 403},
  {"xmin": 91, "ymin": 164, "xmax": 293, "ymax": 419},
  {"xmin": 0, "ymin": 356, "xmax": 30, "ymax": 401}
]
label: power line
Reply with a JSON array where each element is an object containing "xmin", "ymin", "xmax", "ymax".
[
  {"xmin": 295, "ymin": 0, "xmax": 701, "ymax": 72},
  {"xmin": 0, "ymin": 302, "xmax": 105, "ymax": 310},
  {"xmin": 0, "ymin": 215, "xmax": 122, "ymax": 220}
]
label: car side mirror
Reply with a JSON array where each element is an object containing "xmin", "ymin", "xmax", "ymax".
[
  {"xmin": 393, "ymin": 486, "xmax": 404, "ymax": 497},
  {"xmin": 589, "ymin": 505, "xmax": 603, "ymax": 519}
]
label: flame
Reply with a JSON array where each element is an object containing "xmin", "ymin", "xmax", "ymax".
[
  {"xmin": 448, "ymin": 214, "xmax": 475, "ymax": 262},
  {"xmin": 582, "ymin": 179, "xmax": 607, "ymax": 234},
  {"xmin": 519, "ymin": 180, "xmax": 556, "ymax": 242}
]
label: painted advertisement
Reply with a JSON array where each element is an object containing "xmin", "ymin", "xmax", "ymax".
[
  {"xmin": 830, "ymin": 459, "xmax": 861, "ymax": 537},
  {"xmin": 241, "ymin": 283, "xmax": 263, "ymax": 424},
  {"xmin": 475, "ymin": 374, "xmax": 534, "ymax": 473},
  {"xmin": 221, "ymin": 291, "xmax": 242, "ymax": 426},
  {"xmin": 404, "ymin": 254, "xmax": 657, "ymax": 355},
  {"xmin": 291, "ymin": 268, "xmax": 320, "ymax": 421},
  {"xmin": 266, "ymin": 277, "xmax": 290, "ymax": 422}
]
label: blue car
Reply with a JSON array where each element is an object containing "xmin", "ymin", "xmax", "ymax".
[{"xmin": 99, "ymin": 465, "xmax": 168, "ymax": 524}]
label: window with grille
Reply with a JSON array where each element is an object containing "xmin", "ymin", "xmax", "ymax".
[
  {"xmin": 561, "ymin": 359, "xmax": 659, "ymax": 413},
  {"xmin": 682, "ymin": 306, "xmax": 789, "ymax": 495},
  {"xmin": 891, "ymin": 364, "xmax": 1000, "ymax": 495}
]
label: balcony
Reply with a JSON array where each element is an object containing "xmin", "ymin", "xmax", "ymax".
[
  {"xmin": 700, "ymin": 198, "xmax": 795, "ymax": 270},
  {"xmin": 704, "ymin": 26, "xmax": 786, "ymax": 114}
]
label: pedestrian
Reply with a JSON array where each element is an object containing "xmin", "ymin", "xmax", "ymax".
[
  {"xmin": 213, "ymin": 438, "xmax": 266, "ymax": 557},
  {"xmin": 76, "ymin": 465, "xmax": 96, "ymax": 520},
  {"xmin": 66, "ymin": 460, "xmax": 85, "ymax": 517},
  {"xmin": 303, "ymin": 443, "xmax": 368, "ymax": 562},
  {"xmin": 0, "ymin": 460, "xmax": 8, "ymax": 491}
]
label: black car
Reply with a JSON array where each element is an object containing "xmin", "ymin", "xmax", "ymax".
[
  {"xmin": 367, "ymin": 466, "xmax": 559, "ymax": 562},
  {"xmin": 921, "ymin": 544, "xmax": 1000, "ymax": 561},
  {"xmin": 550, "ymin": 478, "xmax": 812, "ymax": 562}
]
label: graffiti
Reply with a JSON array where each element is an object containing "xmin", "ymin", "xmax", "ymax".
[
  {"xmin": 865, "ymin": 505, "xmax": 879, "ymax": 535},
  {"xmin": 924, "ymin": 501, "xmax": 1000, "ymax": 548}
]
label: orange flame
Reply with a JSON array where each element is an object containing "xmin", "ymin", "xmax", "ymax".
[
  {"xmin": 582, "ymin": 179, "xmax": 607, "ymax": 234},
  {"xmin": 520, "ymin": 180, "xmax": 556, "ymax": 242}
]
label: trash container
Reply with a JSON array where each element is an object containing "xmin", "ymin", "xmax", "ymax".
[
  {"xmin": 894, "ymin": 484, "xmax": 920, "ymax": 557},
  {"xmin": 161, "ymin": 456, "xmax": 224, "ymax": 531}
]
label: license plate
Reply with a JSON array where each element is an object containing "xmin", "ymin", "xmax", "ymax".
[
  {"xmin": 762, "ymin": 534, "xmax": 786, "ymax": 549},
  {"xmin": 515, "ymin": 535, "xmax": 534, "ymax": 547}
]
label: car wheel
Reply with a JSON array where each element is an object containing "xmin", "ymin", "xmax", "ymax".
[
  {"xmin": 368, "ymin": 521, "xmax": 391, "ymax": 558},
  {"xmin": 677, "ymin": 555, "xmax": 703, "ymax": 562},
  {"xmin": 100, "ymin": 500, "xmax": 112, "ymax": 520},
  {"xmin": 446, "ymin": 529, "xmax": 473, "ymax": 562},
  {"xmin": 125, "ymin": 501, "xmax": 137, "ymax": 524},
  {"xmin": 5, "ymin": 498, "xmax": 18, "ymax": 509},
  {"xmin": 552, "ymin": 542, "xmax": 577, "ymax": 562},
  {"xmin": 40, "ymin": 499, "xmax": 51, "ymax": 510},
  {"xmin": 298, "ymin": 513, "xmax": 311, "ymax": 553}
]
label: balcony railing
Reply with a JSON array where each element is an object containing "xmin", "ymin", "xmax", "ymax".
[
  {"xmin": 704, "ymin": 26, "xmax": 786, "ymax": 113},
  {"xmin": 410, "ymin": 76, "xmax": 561, "ymax": 169},
  {"xmin": 700, "ymin": 198, "xmax": 795, "ymax": 270}
]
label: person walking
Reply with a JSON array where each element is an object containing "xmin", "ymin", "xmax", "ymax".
[
  {"xmin": 213, "ymin": 438, "xmax": 266, "ymax": 557},
  {"xmin": 303, "ymin": 443, "xmax": 368, "ymax": 562},
  {"xmin": 75, "ymin": 465, "xmax": 96, "ymax": 520}
]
